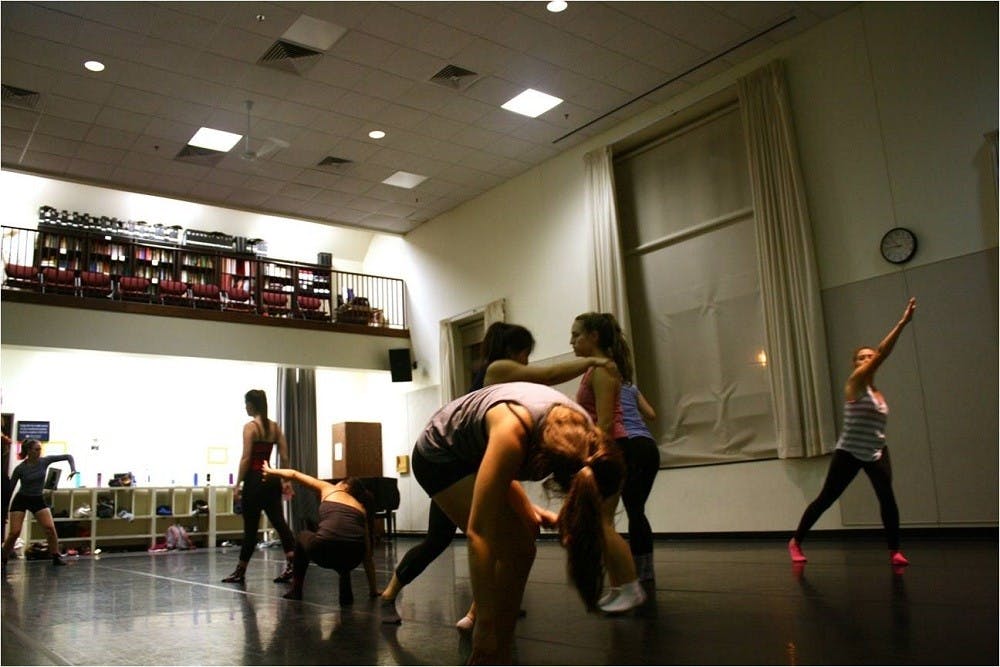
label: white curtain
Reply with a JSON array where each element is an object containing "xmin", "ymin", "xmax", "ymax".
[
  {"xmin": 738, "ymin": 61, "xmax": 835, "ymax": 458},
  {"xmin": 585, "ymin": 146, "xmax": 631, "ymax": 340}
]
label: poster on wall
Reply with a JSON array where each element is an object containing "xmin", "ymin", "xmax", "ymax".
[{"xmin": 16, "ymin": 420, "xmax": 50, "ymax": 442}]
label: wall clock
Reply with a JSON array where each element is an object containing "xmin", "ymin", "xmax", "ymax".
[{"xmin": 879, "ymin": 227, "xmax": 917, "ymax": 264}]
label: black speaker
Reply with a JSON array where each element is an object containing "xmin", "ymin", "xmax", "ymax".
[{"xmin": 389, "ymin": 348, "xmax": 412, "ymax": 382}]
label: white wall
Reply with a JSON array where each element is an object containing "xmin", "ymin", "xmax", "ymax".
[
  {"xmin": 368, "ymin": 3, "xmax": 998, "ymax": 533},
  {"xmin": 0, "ymin": 170, "xmax": 380, "ymax": 272}
]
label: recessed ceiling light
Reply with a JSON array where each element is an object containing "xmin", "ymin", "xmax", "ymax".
[
  {"xmin": 369, "ymin": 130, "xmax": 386, "ymax": 139},
  {"xmin": 382, "ymin": 171, "xmax": 427, "ymax": 189},
  {"xmin": 188, "ymin": 127, "xmax": 243, "ymax": 152},
  {"xmin": 547, "ymin": 1, "xmax": 568, "ymax": 12},
  {"xmin": 84, "ymin": 60, "xmax": 105, "ymax": 72},
  {"xmin": 501, "ymin": 88, "xmax": 563, "ymax": 118}
]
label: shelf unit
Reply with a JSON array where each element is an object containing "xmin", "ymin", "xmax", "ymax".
[
  {"xmin": 4, "ymin": 217, "xmax": 408, "ymax": 328},
  {"xmin": 19, "ymin": 486, "xmax": 273, "ymax": 554}
]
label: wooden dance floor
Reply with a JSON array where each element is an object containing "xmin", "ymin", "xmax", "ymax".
[{"xmin": 2, "ymin": 533, "xmax": 996, "ymax": 665}]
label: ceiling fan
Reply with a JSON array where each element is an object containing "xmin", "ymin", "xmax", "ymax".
[{"xmin": 240, "ymin": 100, "xmax": 289, "ymax": 161}]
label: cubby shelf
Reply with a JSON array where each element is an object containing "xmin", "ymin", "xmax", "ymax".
[{"xmin": 20, "ymin": 486, "xmax": 273, "ymax": 554}]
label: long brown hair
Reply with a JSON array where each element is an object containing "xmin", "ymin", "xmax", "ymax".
[
  {"xmin": 531, "ymin": 405, "xmax": 624, "ymax": 610},
  {"xmin": 244, "ymin": 389, "xmax": 272, "ymax": 440},
  {"xmin": 574, "ymin": 312, "xmax": 634, "ymax": 384}
]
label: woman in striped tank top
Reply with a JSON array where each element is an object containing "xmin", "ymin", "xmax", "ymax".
[{"xmin": 789, "ymin": 298, "xmax": 916, "ymax": 567}]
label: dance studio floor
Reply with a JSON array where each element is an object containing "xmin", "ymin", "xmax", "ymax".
[{"xmin": 2, "ymin": 533, "xmax": 996, "ymax": 665}]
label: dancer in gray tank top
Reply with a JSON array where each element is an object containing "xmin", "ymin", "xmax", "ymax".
[{"xmin": 410, "ymin": 381, "xmax": 625, "ymax": 664}]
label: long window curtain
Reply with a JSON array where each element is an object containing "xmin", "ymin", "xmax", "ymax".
[
  {"xmin": 738, "ymin": 61, "xmax": 835, "ymax": 458},
  {"xmin": 585, "ymin": 146, "xmax": 632, "ymax": 339},
  {"xmin": 277, "ymin": 367, "xmax": 318, "ymax": 531}
]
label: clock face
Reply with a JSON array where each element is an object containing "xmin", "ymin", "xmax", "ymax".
[{"xmin": 880, "ymin": 227, "xmax": 917, "ymax": 264}]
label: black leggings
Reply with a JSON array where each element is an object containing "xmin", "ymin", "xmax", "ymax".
[
  {"xmin": 239, "ymin": 471, "xmax": 295, "ymax": 562},
  {"xmin": 394, "ymin": 501, "xmax": 458, "ymax": 585},
  {"xmin": 619, "ymin": 436, "xmax": 660, "ymax": 556},
  {"xmin": 794, "ymin": 448, "xmax": 900, "ymax": 550}
]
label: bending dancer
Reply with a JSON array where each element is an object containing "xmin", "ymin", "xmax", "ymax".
[
  {"xmin": 2, "ymin": 438, "xmax": 78, "ymax": 570},
  {"xmin": 789, "ymin": 297, "xmax": 917, "ymax": 566},
  {"xmin": 619, "ymin": 377, "xmax": 659, "ymax": 583},
  {"xmin": 380, "ymin": 321, "xmax": 615, "ymax": 627},
  {"xmin": 262, "ymin": 463, "xmax": 378, "ymax": 603},
  {"xmin": 413, "ymin": 382, "xmax": 624, "ymax": 664},
  {"xmin": 570, "ymin": 312, "xmax": 646, "ymax": 613},
  {"xmin": 222, "ymin": 389, "xmax": 296, "ymax": 585}
]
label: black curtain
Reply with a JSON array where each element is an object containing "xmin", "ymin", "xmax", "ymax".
[{"xmin": 277, "ymin": 367, "xmax": 318, "ymax": 531}]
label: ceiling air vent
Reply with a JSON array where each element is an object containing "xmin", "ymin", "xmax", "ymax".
[
  {"xmin": 428, "ymin": 64, "xmax": 480, "ymax": 91},
  {"xmin": 318, "ymin": 156, "xmax": 352, "ymax": 167},
  {"xmin": 2, "ymin": 84, "xmax": 41, "ymax": 110},
  {"xmin": 258, "ymin": 39, "xmax": 323, "ymax": 76},
  {"xmin": 175, "ymin": 144, "xmax": 226, "ymax": 167}
]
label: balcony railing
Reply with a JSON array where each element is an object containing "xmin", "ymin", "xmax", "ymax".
[{"xmin": 0, "ymin": 225, "xmax": 407, "ymax": 333}]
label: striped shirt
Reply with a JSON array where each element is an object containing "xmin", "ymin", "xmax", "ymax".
[{"xmin": 835, "ymin": 387, "xmax": 888, "ymax": 462}]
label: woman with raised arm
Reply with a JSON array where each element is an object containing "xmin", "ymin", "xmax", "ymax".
[
  {"xmin": 262, "ymin": 462, "xmax": 378, "ymax": 603},
  {"xmin": 380, "ymin": 321, "xmax": 616, "ymax": 627},
  {"xmin": 223, "ymin": 389, "xmax": 296, "ymax": 585},
  {"xmin": 789, "ymin": 298, "xmax": 917, "ymax": 566},
  {"xmin": 570, "ymin": 312, "xmax": 647, "ymax": 613},
  {"xmin": 2, "ymin": 438, "xmax": 79, "ymax": 570},
  {"xmin": 412, "ymin": 382, "xmax": 624, "ymax": 664}
]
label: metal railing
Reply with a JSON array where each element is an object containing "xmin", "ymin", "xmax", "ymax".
[{"xmin": 0, "ymin": 225, "xmax": 407, "ymax": 331}]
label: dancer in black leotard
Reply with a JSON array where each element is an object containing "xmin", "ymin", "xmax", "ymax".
[
  {"xmin": 222, "ymin": 389, "xmax": 296, "ymax": 585},
  {"xmin": 262, "ymin": 462, "xmax": 379, "ymax": 603},
  {"xmin": 2, "ymin": 438, "xmax": 78, "ymax": 571}
]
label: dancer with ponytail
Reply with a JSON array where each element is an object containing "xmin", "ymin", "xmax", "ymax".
[
  {"xmin": 570, "ymin": 312, "xmax": 650, "ymax": 613},
  {"xmin": 789, "ymin": 298, "xmax": 917, "ymax": 566},
  {"xmin": 412, "ymin": 382, "xmax": 624, "ymax": 664},
  {"xmin": 222, "ymin": 389, "xmax": 297, "ymax": 585},
  {"xmin": 380, "ymin": 321, "xmax": 616, "ymax": 628}
]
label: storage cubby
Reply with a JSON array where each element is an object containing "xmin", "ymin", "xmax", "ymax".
[{"xmin": 20, "ymin": 486, "xmax": 274, "ymax": 554}]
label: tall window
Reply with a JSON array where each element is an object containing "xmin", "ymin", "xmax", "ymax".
[{"xmin": 615, "ymin": 103, "xmax": 776, "ymax": 467}]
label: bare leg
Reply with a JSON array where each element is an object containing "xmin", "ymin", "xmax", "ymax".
[{"xmin": 601, "ymin": 492, "xmax": 637, "ymax": 586}]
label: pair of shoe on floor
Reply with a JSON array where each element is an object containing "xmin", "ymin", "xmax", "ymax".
[
  {"xmin": 597, "ymin": 579, "xmax": 648, "ymax": 614},
  {"xmin": 788, "ymin": 538, "xmax": 909, "ymax": 566},
  {"xmin": 221, "ymin": 562, "xmax": 293, "ymax": 585}
]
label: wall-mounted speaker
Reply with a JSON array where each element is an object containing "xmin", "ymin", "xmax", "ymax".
[{"xmin": 389, "ymin": 348, "xmax": 413, "ymax": 382}]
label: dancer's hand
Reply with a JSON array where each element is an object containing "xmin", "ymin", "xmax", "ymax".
[
  {"xmin": 534, "ymin": 506, "xmax": 559, "ymax": 529},
  {"xmin": 901, "ymin": 297, "xmax": 916, "ymax": 324}
]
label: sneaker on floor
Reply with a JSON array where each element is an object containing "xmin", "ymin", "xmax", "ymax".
[
  {"xmin": 599, "ymin": 580, "xmax": 646, "ymax": 614},
  {"xmin": 597, "ymin": 587, "xmax": 620, "ymax": 608},
  {"xmin": 890, "ymin": 551, "xmax": 910, "ymax": 566},
  {"xmin": 52, "ymin": 555, "xmax": 66, "ymax": 567},
  {"xmin": 788, "ymin": 538, "xmax": 808, "ymax": 563},
  {"xmin": 455, "ymin": 614, "xmax": 475, "ymax": 632}
]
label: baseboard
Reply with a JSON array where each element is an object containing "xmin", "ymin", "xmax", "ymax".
[{"xmin": 392, "ymin": 526, "xmax": 998, "ymax": 542}]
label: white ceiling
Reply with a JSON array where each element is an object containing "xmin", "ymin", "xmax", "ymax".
[{"xmin": 1, "ymin": 1, "xmax": 851, "ymax": 235}]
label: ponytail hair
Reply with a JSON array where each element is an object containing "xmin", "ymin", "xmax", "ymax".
[
  {"xmin": 244, "ymin": 389, "xmax": 271, "ymax": 440},
  {"xmin": 19, "ymin": 438, "xmax": 39, "ymax": 459},
  {"xmin": 535, "ymin": 405, "xmax": 625, "ymax": 610},
  {"xmin": 574, "ymin": 312, "xmax": 634, "ymax": 384}
]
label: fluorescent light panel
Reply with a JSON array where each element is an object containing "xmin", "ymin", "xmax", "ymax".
[
  {"xmin": 501, "ymin": 88, "xmax": 563, "ymax": 118},
  {"xmin": 382, "ymin": 171, "xmax": 427, "ymax": 189},
  {"xmin": 188, "ymin": 127, "xmax": 243, "ymax": 152}
]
